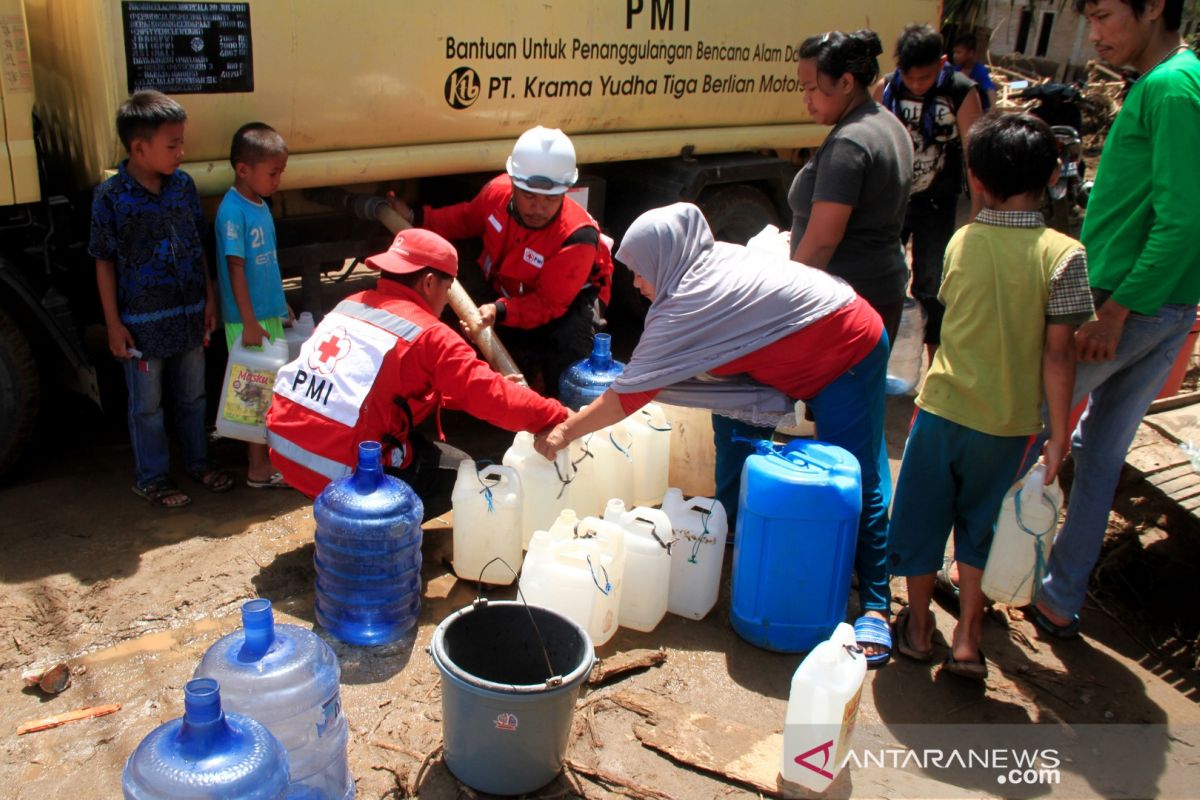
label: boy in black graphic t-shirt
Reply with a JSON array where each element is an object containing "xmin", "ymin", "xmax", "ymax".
[{"xmin": 880, "ymin": 24, "xmax": 982, "ymax": 357}]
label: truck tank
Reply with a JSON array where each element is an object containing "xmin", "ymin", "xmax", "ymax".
[{"xmin": 23, "ymin": 0, "xmax": 938, "ymax": 196}]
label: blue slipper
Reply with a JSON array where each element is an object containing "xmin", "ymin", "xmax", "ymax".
[
  {"xmin": 1025, "ymin": 604, "xmax": 1080, "ymax": 639},
  {"xmin": 854, "ymin": 614, "xmax": 892, "ymax": 668}
]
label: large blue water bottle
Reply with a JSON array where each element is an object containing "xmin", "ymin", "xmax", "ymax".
[
  {"xmin": 558, "ymin": 333, "xmax": 626, "ymax": 409},
  {"xmin": 194, "ymin": 599, "xmax": 354, "ymax": 799},
  {"xmin": 730, "ymin": 439, "xmax": 861, "ymax": 652},
  {"xmin": 314, "ymin": 440, "xmax": 424, "ymax": 645},
  {"xmin": 122, "ymin": 678, "xmax": 290, "ymax": 799}
]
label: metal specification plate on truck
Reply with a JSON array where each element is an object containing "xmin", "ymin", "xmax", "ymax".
[{"xmin": 123, "ymin": 2, "xmax": 252, "ymax": 94}]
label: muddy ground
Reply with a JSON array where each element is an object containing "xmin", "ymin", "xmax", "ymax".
[{"xmin": 1, "ymin": 275, "xmax": 1199, "ymax": 799}]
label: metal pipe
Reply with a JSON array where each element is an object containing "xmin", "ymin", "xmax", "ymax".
[
  {"xmin": 309, "ymin": 188, "xmax": 525, "ymax": 382},
  {"xmin": 180, "ymin": 123, "xmax": 830, "ymax": 196}
]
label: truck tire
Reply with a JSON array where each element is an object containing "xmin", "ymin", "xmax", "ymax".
[
  {"xmin": 698, "ymin": 185, "xmax": 782, "ymax": 245},
  {"xmin": 0, "ymin": 307, "xmax": 39, "ymax": 478}
]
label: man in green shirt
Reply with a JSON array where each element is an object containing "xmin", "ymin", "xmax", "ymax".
[{"xmin": 1027, "ymin": 0, "xmax": 1200, "ymax": 639}]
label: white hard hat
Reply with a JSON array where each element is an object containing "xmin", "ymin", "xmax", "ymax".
[{"xmin": 506, "ymin": 126, "xmax": 578, "ymax": 195}]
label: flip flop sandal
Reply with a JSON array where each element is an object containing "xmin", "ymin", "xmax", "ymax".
[
  {"xmin": 246, "ymin": 471, "xmax": 289, "ymax": 489},
  {"xmin": 132, "ymin": 481, "xmax": 192, "ymax": 508},
  {"xmin": 1025, "ymin": 604, "xmax": 1081, "ymax": 639},
  {"xmin": 853, "ymin": 614, "xmax": 892, "ymax": 669},
  {"xmin": 942, "ymin": 649, "xmax": 988, "ymax": 681},
  {"xmin": 190, "ymin": 468, "xmax": 235, "ymax": 493},
  {"xmin": 892, "ymin": 607, "xmax": 934, "ymax": 662}
]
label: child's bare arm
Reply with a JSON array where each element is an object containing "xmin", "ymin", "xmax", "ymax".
[
  {"xmin": 96, "ymin": 259, "xmax": 135, "ymax": 358},
  {"xmin": 227, "ymin": 255, "xmax": 266, "ymax": 347},
  {"xmin": 1042, "ymin": 322, "xmax": 1078, "ymax": 482}
]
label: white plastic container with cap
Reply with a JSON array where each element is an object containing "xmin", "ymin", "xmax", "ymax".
[
  {"xmin": 603, "ymin": 499, "xmax": 671, "ymax": 632},
  {"xmin": 625, "ymin": 403, "xmax": 672, "ymax": 507},
  {"xmin": 284, "ymin": 311, "xmax": 316, "ymax": 362},
  {"xmin": 780, "ymin": 622, "xmax": 866, "ymax": 793},
  {"xmin": 503, "ymin": 432, "xmax": 577, "ymax": 548},
  {"xmin": 451, "ymin": 460, "xmax": 523, "ymax": 585},
  {"xmin": 982, "ymin": 463, "xmax": 1063, "ymax": 606},
  {"xmin": 216, "ymin": 337, "xmax": 289, "ymax": 443},
  {"xmin": 661, "ymin": 488, "xmax": 728, "ymax": 620}
]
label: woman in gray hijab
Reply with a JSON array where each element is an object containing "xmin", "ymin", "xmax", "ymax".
[{"xmin": 535, "ymin": 202, "xmax": 895, "ymax": 666}]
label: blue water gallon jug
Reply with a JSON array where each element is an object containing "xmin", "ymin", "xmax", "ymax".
[
  {"xmin": 558, "ymin": 333, "xmax": 626, "ymax": 410},
  {"xmin": 730, "ymin": 439, "xmax": 861, "ymax": 652},
  {"xmin": 122, "ymin": 678, "xmax": 290, "ymax": 799},
  {"xmin": 314, "ymin": 441, "xmax": 424, "ymax": 645},
  {"xmin": 193, "ymin": 599, "xmax": 354, "ymax": 799}
]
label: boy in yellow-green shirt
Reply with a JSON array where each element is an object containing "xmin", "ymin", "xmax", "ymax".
[{"xmin": 887, "ymin": 113, "xmax": 1094, "ymax": 680}]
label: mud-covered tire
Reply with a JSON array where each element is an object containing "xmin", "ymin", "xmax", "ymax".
[
  {"xmin": 698, "ymin": 184, "xmax": 781, "ymax": 245},
  {"xmin": 0, "ymin": 307, "xmax": 39, "ymax": 479}
]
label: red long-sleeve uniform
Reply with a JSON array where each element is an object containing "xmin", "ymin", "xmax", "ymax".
[
  {"xmin": 423, "ymin": 175, "xmax": 612, "ymax": 329},
  {"xmin": 266, "ymin": 280, "xmax": 568, "ymax": 498}
]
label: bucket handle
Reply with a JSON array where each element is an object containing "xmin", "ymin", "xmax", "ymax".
[{"xmin": 474, "ymin": 557, "xmax": 562, "ymax": 687}]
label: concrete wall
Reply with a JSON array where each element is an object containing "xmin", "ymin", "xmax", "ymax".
[{"xmin": 985, "ymin": 1, "xmax": 1199, "ymax": 79}]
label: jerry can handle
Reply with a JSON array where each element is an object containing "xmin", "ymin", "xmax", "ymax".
[
  {"xmin": 632, "ymin": 515, "xmax": 672, "ymax": 552},
  {"xmin": 780, "ymin": 439, "xmax": 842, "ymax": 472}
]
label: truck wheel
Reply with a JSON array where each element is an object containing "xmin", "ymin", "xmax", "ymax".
[
  {"xmin": 0, "ymin": 307, "xmax": 39, "ymax": 479},
  {"xmin": 698, "ymin": 185, "xmax": 782, "ymax": 245}
]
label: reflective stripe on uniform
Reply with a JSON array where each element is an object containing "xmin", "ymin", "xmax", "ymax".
[
  {"xmin": 267, "ymin": 430, "xmax": 353, "ymax": 483},
  {"xmin": 335, "ymin": 300, "xmax": 423, "ymax": 342}
]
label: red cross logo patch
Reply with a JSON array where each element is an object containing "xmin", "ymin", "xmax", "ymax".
[{"xmin": 308, "ymin": 327, "xmax": 352, "ymax": 375}]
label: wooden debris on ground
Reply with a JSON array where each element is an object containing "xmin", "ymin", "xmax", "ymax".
[
  {"xmin": 609, "ymin": 689, "xmax": 827, "ymax": 799},
  {"xmin": 988, "ymin": 58, "xmax": 1126, "ymax": 147},
  {"xmin": 587, "ymin": 648, "xmax": 667, "ymax": 687},
  {"xmin": 565, "ymin": 759, "xmax": 679, "ymax": 800},
  {"xmin": 17, "ymin": 703, "xmax": 121, "ymax": 735}
]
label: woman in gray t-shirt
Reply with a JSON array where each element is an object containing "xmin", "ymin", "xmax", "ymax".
[{"xmin": 790, "ymin": 29, "xmax": 914, "ymax": 343}]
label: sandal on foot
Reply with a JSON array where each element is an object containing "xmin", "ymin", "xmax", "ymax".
[
  {"xmin": 853, "ymin": 614, "xmax": 892, "ymax": 669},
  {"xmin": 132, "ymin": 481, "xmax": 192, "ymax": 508},
  {"xmin": 246, "ymin": 471, "xmax": 289, "ymax": 489},
  {"xmin": 190, "ymin": 468, "xmax": 235, "ymax": 493},
  {"xmin": 934, "ymin": 556, "xmax": 960, "ymax": 602},
  {"xmin": 892, "ymin": 608, "xmax": 934, "ymax": 662},
  {"xmin": 1025, "ymin": 604, "xmax": 1080, "ymax": 640},
  {"xmin": 942, "ymin": 649, "xmax": 988, "ymax": 681}
]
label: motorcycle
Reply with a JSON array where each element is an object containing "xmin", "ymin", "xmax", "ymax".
[{"xmin": 1013, "ymin": 82, "xmax": 1089, "ymax": 231}]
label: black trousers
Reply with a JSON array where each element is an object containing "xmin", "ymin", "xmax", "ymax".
[
  {"xmin": 499, "ymin": 287, "xmax": 604, "ymax": 396},
  {"xmin": 901, "ymin": 193, "xmax": 957, "ymax": 346},
  {"xmin": 386, "ymin": 432, "xmax": 469, "ymax": 521}
]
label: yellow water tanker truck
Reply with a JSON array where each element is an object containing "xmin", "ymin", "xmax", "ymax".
[{"xmin": 0, "ymin": 0, "xmax": 938, "ymax": 475}]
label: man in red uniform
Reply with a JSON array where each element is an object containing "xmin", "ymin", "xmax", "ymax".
[
  {"xmin": 265, "ymin": 228, "xmax": 569, "ymax": 514},
  {"xmin": 389, "ymin": 126, "xmax": 613, "ymax": 394}
]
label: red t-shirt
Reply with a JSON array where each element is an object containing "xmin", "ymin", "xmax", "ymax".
[{"xmin": 617, "ymin": 295, "xmax": 881, "ymax": 414}]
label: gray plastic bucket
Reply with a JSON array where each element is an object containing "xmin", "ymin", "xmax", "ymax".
[{"xmin": 429, "ymin": 599, "xmax": 594, "ymax": 795}]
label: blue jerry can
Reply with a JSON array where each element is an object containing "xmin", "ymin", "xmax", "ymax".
[{"xmin": 730, "ymin": 439, "xmax": 861, "ymax": 652}]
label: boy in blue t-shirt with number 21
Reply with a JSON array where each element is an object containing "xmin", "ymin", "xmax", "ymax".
[{"xmin": 215, "ymin": 122, "xmax": 291, "ymax": 488}]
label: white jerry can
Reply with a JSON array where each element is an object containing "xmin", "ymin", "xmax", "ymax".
[{"xmin": 780, "ymin": 622, "xmax": 867, "ymax": 792}]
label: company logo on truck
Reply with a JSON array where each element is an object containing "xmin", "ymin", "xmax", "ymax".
[{"xmin": 444, "ymin": 66, "xmax": 481, "ymax": 109}]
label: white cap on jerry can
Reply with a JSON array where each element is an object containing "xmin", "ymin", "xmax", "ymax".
[{"xmin": 506, "ymin": 126, "xmax": 578, "ymax": 195}]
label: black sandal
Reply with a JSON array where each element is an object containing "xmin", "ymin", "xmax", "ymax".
[
  {"xmin": 132, "ymin": 481, "xmax": 192, "ymax": 508},
  {"xmin": 190, "ymin": 469, "xmax": 235, "ymax": 493}
]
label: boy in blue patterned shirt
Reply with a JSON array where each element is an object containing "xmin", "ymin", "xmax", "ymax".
[
  {"xmin": 89, "ymin": 90, "xmax": 233, "ymax": 507},
  {"xmin": 215, "ymin": 122, "xmax": 291, "ymax": 488}
]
